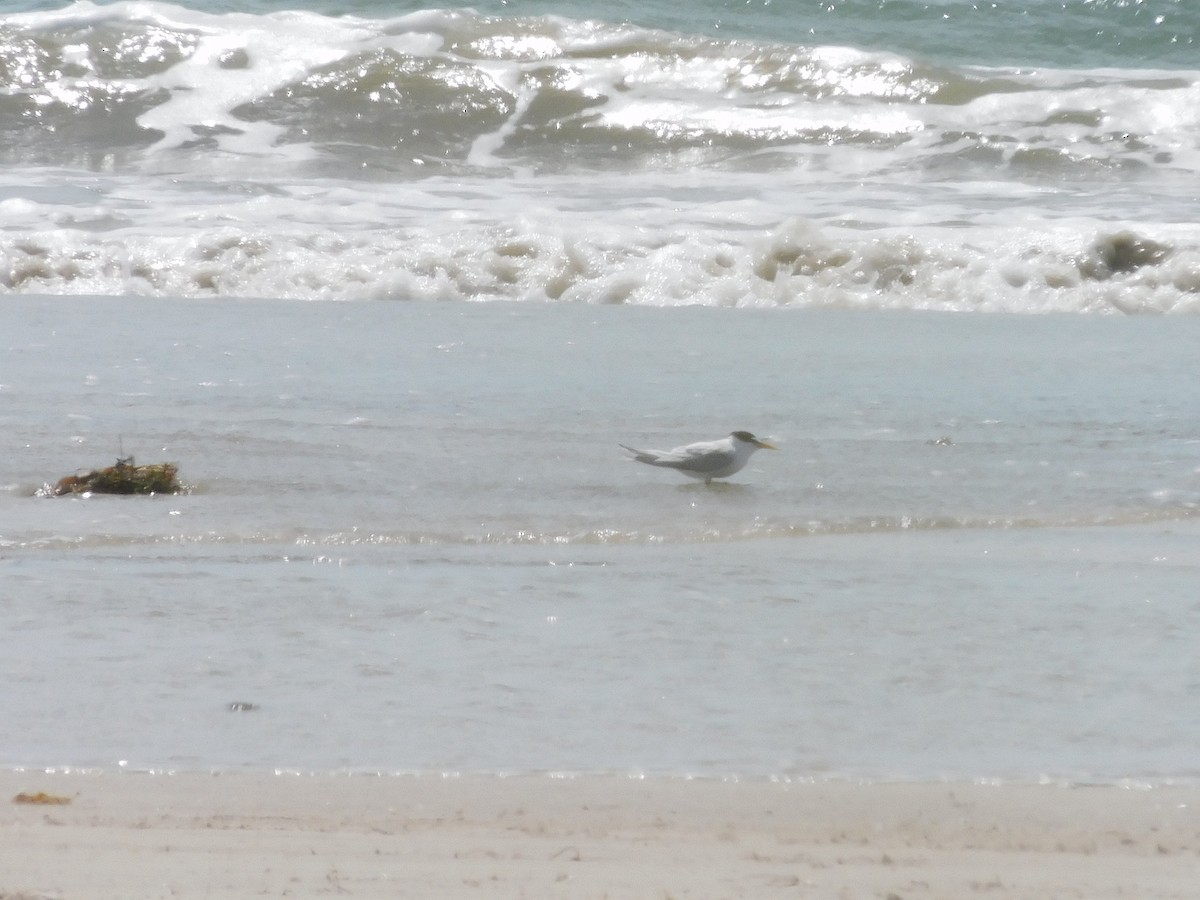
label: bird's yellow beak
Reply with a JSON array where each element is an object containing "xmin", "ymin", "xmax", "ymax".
[{"xmin": 755, "ymin": 438, "xmax": 778, "ymax": 450}]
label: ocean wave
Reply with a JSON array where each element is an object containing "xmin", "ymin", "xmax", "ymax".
[
  {"xmin": 3, "ymin": 3, "xmax": 1199, "ymax": 313},
  {"xmin": 2, "ymin": 2, "xmax": 1198, "ymax": 180}
]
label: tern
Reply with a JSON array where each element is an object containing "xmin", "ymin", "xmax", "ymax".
[{"xmin": 620, "ymin": 430, "xmax": 778, "ymax": 484}]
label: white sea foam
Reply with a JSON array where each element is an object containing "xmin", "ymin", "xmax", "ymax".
[{"xmin": 3, "ymin": 177, "xmax": 1198, "ymax": 313}]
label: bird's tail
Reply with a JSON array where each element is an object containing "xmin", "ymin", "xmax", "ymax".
[{"xmin": 619, "ymin": 444, "xmax": 658, "ymax": 465}]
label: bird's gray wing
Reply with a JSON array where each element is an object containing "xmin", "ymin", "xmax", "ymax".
[
  {"xmin": 622, "ymin": 440, "xmax": 734, "ymax": 472},
  {"xmin": 661, "ymin": 443, "xmax": 735, "ymax": 473}
]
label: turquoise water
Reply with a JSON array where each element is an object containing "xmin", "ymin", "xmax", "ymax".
[{"xmin": 8, "ymin": 0, "xmax": 1196, "ymax": 68}]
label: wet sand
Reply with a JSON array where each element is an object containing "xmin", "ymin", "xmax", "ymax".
[{"xmin": 3, "ymin": 772, "xmax": 1197, "ymax": 899}]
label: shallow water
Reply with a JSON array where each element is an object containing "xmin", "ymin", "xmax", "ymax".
[
  {"xmin": 4, "ymin": 0, "xmax": 1199, "ymax": 780},
  {"xmin": 3, "ymin": 297, "xmax": 1199, "ymax": 780}
]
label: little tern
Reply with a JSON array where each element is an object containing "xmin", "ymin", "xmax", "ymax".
[{"xmin": 620, "ymin": 431, "xmax": 778, "ymax": 484}]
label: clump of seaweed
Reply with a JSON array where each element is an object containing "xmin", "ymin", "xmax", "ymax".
[{"xmin": 50, "ymin": 456, "xmax": 181, "ymax": 496}]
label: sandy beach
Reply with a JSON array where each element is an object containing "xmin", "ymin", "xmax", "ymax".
[{"xmin": 2, "ymin": 772, "xmax": 1197, "ymax": 899}]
